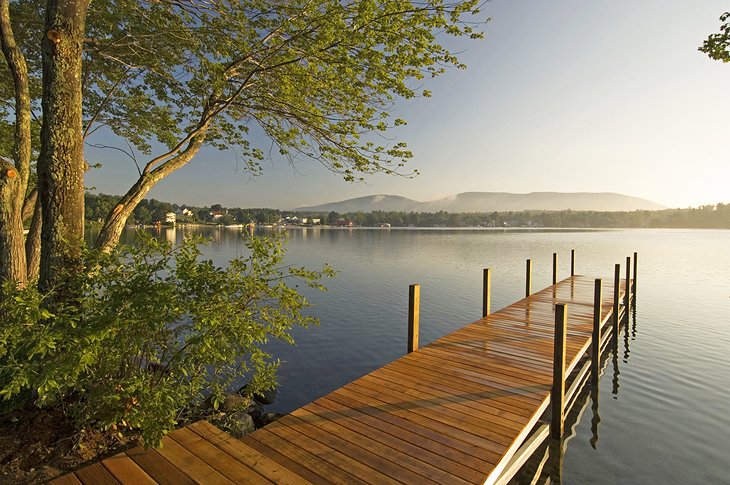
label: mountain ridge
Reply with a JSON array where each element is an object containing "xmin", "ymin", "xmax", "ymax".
[{"xmin": 294, "ymin": 192, "xmax": 665, "ymax": 213}]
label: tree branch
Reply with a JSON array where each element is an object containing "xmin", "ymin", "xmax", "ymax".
[
  {"xmin": 95, "ymin": 121, "xmax": 211, "ymax": 252},
  {"xmin": 0, "ymin": 0, "xmax": 31, "ymax": 186},
  {"xmin": 83, "ymin": 66, "xmax": 134, "ymax": 139},
  {"xmin": 22, "ymin": 187, "xmax": 37, "ymax": 223}
]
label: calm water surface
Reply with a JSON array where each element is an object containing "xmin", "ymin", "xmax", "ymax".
[{"xmin": 111, "ymin": 227, "xmax": 730, "ymax": 484}]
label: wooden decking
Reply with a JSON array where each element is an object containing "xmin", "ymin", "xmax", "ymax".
[{"xmin": 51, "ymin": 275, "xmax": 629, "ymax": 485}]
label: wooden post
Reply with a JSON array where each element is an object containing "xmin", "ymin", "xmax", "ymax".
[
  {"xmin": 407, "ymin": 284, "xmax": 420, "ymax": 354},
  {"xmin": 525, "ymin": 259, "xmax": 532, "ymax": 297},
  {"xmin": 632, "ymin": 251, "xmax": 638, "ymax": 295},
  {"xmin": 625, "ymin": 256, "xmax": 631, "ymax": 314},
  {"xmin": 552, "ymin": 252, "xmax": 558, "ymax": 285},
  {"xmin": 482, "ymin": 268, "xmax": 491, "ymax": 317},
  {"xmin": 613, "ymin": 263, "xmax": 620, "ymax": 336},
  {"xmin": 592, "ymin": 279, "xmax": 602, "ymax": 385},
  {"xmin": 570, "ymin": 249, "xmax": 575, "ymax": 276},
  {"xmin": 551, "ymin": 303, "xmax": 567, "ymax": 440}
]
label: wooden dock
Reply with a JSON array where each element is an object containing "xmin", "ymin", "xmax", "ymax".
[{"xmin": 51, "ymin": 263, "xmax": 635, "ymax": 484}]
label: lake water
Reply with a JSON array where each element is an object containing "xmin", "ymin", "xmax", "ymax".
[{"xmin": 111, "ymin": 226, "xmax": 730, "ymax": 484}]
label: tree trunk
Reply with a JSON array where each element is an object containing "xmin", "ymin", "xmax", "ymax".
[
  {"xmin": 95, "ymin": 130, "xmax": 208, "ymax": 252},
  {"xmin": 22, "ymin": 188, "xmax": 38, "ymax": 223},
  {"xmin": 0, "ymin": 0, "xmax": 31, "ymax": 285},
  {"xmin": 37, "ymin": 0, "xmax": 88, "ymax": 292},
  {"xmin": 25, "ymin": 197, "xmax": 42, "ymax": 281},
  {"xmin": 0, "ymin": 159, "xmax": 27, "ymax": 284}
]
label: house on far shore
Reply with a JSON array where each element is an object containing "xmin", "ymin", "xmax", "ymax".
[
  {"xmin": 210, "ymin": 210, "xmax": 226, "ymax": 220},
  {"xmin": 165, "ymin": 212, "xmax": 176, "ymax": 225}
]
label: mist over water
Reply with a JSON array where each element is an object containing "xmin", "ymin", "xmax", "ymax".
[{"xmin": 102, "ymin": 226, "xmax": 730, "ymax": 484}]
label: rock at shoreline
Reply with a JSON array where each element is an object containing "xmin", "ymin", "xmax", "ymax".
[
  {"xmin": 224, "ymin": 412, "xmax": 256, "ymax": 438},
  {"xmin": 237, "ymin": 384, "xmax": 278, "ymax": 405},
  {"xmin": 221, "ymin": 394, "xmax": 253, "ymax": 413},
  {"xmin": 257, "ymin": 412, "xmax": 285, "ymax": 428}
]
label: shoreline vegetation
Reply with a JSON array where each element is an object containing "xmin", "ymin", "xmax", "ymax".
[
  {"xmin": 86, "ymin": 193, "xmax": 730, "ymax": 230},
  {"xmin": 1, "ymin": 235, "xmax": 328, "ymax": 484}
]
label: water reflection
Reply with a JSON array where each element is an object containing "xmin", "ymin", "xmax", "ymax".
[
  {"xmin": 623, "ymin": 313, "xmax": 631, "ymax": 363},
  {"xmin": 528, "ymin": 390, "xmax": 587, "ymax": 484},
  {"xmin": 631, "ymin": 303, "xmax": 638, "ymax": 341},
  {"xmin": 611, "ymin": 334, "xmax": 620, "ymax": 399},
  {"xmin": 589, "ymin": 387, "xmax": 601, "ymax": 450}
]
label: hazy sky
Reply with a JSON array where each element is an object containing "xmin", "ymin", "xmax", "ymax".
[{"xmin": 85, "ymin": 1, "xmax": 730, "ymax": 210}]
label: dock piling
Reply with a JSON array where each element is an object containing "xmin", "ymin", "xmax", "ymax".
[
  {"xmin": 633, "ymin": 251, "xmax": 638, "ymax": 295},
  {"xmin": 570, "ymin": 249, "xmax": 575, "ymax": 276},
  {"xmin": 551, "ymin": 303, "xmax": 567, "ymax": 440},
  {"xmin": 408, "ymin": 284, "xmax": 420, "ymax": 354},
  {"xmin": 552, "ymin": 253, "xmax": 558, "ymax": 285},
  {"xmin": 625, "ymin": 256, "xmax": 631, "ymax": 315},
  {"xmin": 526, "ymin": 259, "xmax": 532, "ymax": 297},
  {"xmin": 613, "ymin": 263, "xmax": 620, "ymax": 336},
  {"xmin": 592, "ymin": 279, "xmax": 602, "ymax": 385},
  {"xmin": 483, "ymin": 268, "xmax": 492, "ymax": 317}
]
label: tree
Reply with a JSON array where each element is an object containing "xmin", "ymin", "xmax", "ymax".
[
  {"xmin": 1, "ymin": 0, "xmax": 484, "ymax": 289},
  {"xmin": 700, "ymin": 12, "xmax": 730, "ymax": 62},
  {"xmin": 0, "ymin": 0, "xmax": 485, "ymax": 453},
  {"xmin": 195, "ymin": 208, "xmax": 208, "ymax": 222}
]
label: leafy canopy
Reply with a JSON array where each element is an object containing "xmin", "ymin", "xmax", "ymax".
[
  {"xmin": 700, "ymin": 12, "xmax": 730, "ymax": 63},
  {"xmin": 2, "ymin": 0, "xmax": 485, "ymax": 180}
]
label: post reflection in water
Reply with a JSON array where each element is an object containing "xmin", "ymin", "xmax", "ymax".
[
  {"xmin": 631, "ymin": 302, "xmax": 638, "ymax": 341},
  {"xmin": 547, "ymin": 440, "xmax": 565, "ymax": 485},
  {"xmin": 590, "ymin": 387, "xmax": 601, "ymax": 450},
  {"xmin": 623, "ymin": 304, "xmax": 632, "ymax": 363},
  {"xmin": 611, "ymin": 332, "xmax": 620, "ymax": 399}
]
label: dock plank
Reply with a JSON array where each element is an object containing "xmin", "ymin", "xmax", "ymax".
[
  {"xmin": 101, "ymin": 453, "xmax": 156, "ymax": 484},
  {"xmin": 310, "ymin": 398, "xmax": 487, "ymax": 483},
  {"xmin": 291, "ymin": 404, "xmax": 466, "ymax": 485},
  {"xmin": 188, "ymin": 420, "xmax": 311, "ymax": 485},
  {"xmin": 247, "ymin": 427, "xmax": 370, "ymax": 485},
  {"xmin": 168, "ymin": 426, "xmax": 273, "ymax": 483},
  {"xmin": 74, "ymin": 462, "xmax": 120, "ymax": 485},
  {"xmin": 48, "ymin": 473, "xmax": 83, "ymax": 485},
  {"xmin": 126, "ymin": 447, "xmax": 195, "ymax": 485},
  {"xmin": 155, "ymin": 434, "xmax": 235, "ymax": 484}
]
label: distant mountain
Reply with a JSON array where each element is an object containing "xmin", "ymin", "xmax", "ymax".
[
  {"xmin": 295, "ymin": 192, "xmax": 665, "ymax": 213},
  {"xmin": 295, "ymin": 194, "xmax": 423, "ymax": 213}
]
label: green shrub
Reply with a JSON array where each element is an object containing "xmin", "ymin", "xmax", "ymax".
[{"xmin": 0, "ymin": 233, "xmax": 333, "ymax": 446}]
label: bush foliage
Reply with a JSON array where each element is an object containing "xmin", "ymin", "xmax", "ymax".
[{"xmin": 0, "ymin": 234, "xmax": 333, "ymax": 446}]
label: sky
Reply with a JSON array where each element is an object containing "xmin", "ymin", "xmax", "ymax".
[{"xmin": 85, "ymin": 0, "xmax": 730, "ymax": 210}]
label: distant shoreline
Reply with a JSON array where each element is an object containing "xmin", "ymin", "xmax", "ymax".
[{"xmin": 84, "ymin": 193, "xmax": 730, "ymax": 230}]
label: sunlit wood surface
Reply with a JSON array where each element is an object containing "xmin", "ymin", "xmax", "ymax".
[{"xmin": 51, "ymin": 276, "xmax": 627, "ymax": 484}]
